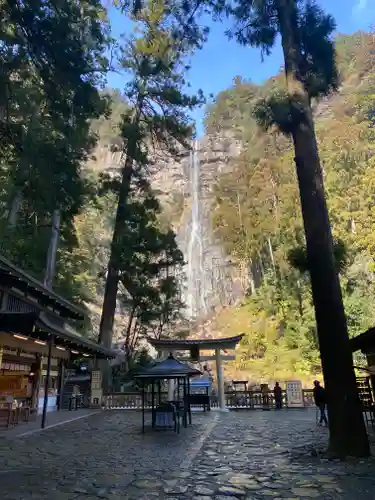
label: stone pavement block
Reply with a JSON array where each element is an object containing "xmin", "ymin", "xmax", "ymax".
[
  {"xmin": 2, "ymin": 409, "xmax": 375, "ymax": 499},
  {"xmin": 0, "ymin": 411, "xmax": 211, "ymax": 499},
  {"xmin": 188, "ymin": 411, "xmax": 375, "ymax": 500}
]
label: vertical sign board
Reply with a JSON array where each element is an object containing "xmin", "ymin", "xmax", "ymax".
[
  {"xmin": 286, "ymin": 380, "xmax": 304, "ymax": 408},
  {"xmin": 90, "ymin": 370, "xmax": 103, "ymax": 407}
]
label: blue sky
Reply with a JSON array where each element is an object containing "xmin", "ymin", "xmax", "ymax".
[{"xmin": 107, "ymin": 0, "xmax": 374, "ymax": 136}]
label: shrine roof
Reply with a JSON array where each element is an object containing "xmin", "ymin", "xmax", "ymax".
[
  {"xmin": 0, "ymin": 254, "xmax": 85, "ymax": 320},
  {"xmin": 147, "ymin": 334, "xmax": 244, "ymax": 351},
  {"xmin": 351, "ymin": 327, "xmax": 375, "ymax": 354},
  {"xmin": 0, "ymin": 311, "xmax": 116, "ymax": 359}
]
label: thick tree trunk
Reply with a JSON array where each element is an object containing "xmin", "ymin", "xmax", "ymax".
[
  {"xmin": 44, "ymin": 209, "xmax": 60, "ymax": 290},
  {"xmin": 238, "ymin": 260, "xmax": 247, "ymax": 291},
  {"xmin": 296, "ymin": 279, "xmax": 303, "ymax": 318},
  {"xmin": 124, "ymin": 305, "xmax": 136, "ymax": 357},
  {"xmin": 98, "ymin": 157, "xmax": 133, "ymax": 348},
  {"xmin": 251, "ymin": 253, "xmax": 263, "ymax": 289},
  {"xmin": 7, "ymin": 191, "xmax": 23, "ymax": 227},
  {"xmin": 257, "ymin": 250, "xmax": 265, "ymax": 278},
  {"xmin": 276, "ymin": 0, "xmax": 369, "ymax": 457},
  {"xmin": 267, "ymin": 237, "xmax": 276, "ymax": 274},
  {"xmin": 248, "ymin": 259, "xmax": 255, "ymax": 295},
  {"xmin": 293, "ymin": 128, "xmax": 368, "ymax": 457}
]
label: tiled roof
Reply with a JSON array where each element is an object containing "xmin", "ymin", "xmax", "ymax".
[
  {"xmin": 0, "ymin": 254, "xmax": 85, "ymax": 320},
  {"xmin": 350, "ymin": 327, "xmax": 375, "ymax": 353},
  {"xmin": 133, "ymin": 354, "xmax": 202, "ymax": 379},
  {"xmin": 147, "ymin": 334, "xmax": 244, "ymax": 348}
]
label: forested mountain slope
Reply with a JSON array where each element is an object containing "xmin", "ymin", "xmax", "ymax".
[
  {"xmin": 201, "ymin": 31, "xmax": 375, "ymax": 385},
  {"xmin": 1, "ymin": 23, "xmax": 374, "ymax": 379}
]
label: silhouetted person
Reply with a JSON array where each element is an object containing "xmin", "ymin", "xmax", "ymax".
[
  {"xmin": 274, "ymin": 382, "xmax": 282, "ymax": 409},
  {"xmin": 313, "ymin": 380, "xmax": 328, "ymax": 426}
]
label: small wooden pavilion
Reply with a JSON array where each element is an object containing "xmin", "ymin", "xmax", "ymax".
[
  {"xmin": 148, "ymin": 334, "xmax": 243, "ymax": 411},
  {"xmin": 133, "ymin": 354, "xmax": 202, "ymax": 433}
]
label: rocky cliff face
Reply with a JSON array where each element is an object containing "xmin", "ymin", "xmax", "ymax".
[
  {"xmin": 88, "ymin": 132, "xmax": 245, "ymax": 329},
  {"xmin": 176, "ymin": 135, "xmax": 244, "ymax": 324}
]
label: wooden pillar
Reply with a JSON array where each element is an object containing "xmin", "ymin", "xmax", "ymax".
[
  {"xmin": 41, "ymin": 336, "xmax": 53, "ymax": 428},
  {"xmin": 366, "ymin": 353, "xmax": 375, "ymax": 398},
  {"xmin": 57, "ymin": 359, "xmax": 65, "ymax": 410},
  {"xmin": 31, "ymin": 356, "xmax": 42, "ymax": 412},
  {"xmin": 168, "ymin": 379, "xmax": 175, "ymax": 400},
  {"xmin": 215, "ymin": 348, "xmax": 228, "ymax": 411}
]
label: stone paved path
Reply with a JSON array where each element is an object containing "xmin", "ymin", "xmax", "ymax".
[
  {"xmin": 2, "ymin": 409, "xmax": 375, "ymax": 499},
  {"xmin": 187, "ymin": 410, "xmax": 375, "ymax": 499}
]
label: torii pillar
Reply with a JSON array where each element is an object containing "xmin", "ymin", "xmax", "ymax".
[{"xmin": 215, "ymin": 348, "xmax": 228, "ymax": 411}]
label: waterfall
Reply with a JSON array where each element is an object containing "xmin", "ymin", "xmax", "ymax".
[
  {"xmin": 185, "ymin": 140, "xmax": 208, "ymax": 319},
  {"xmin": 177, "ymin": 139, "xmax": 242, "ymax": 324}
]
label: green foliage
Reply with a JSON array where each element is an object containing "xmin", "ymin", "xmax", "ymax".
[
  {"xmin": 228, "ymin": 0, "xmax": 338, "ymax": 99},
  {"xmin": 0, "ymin": 0, "xmax": 198, "ymax": 345},
  {"xmin": 253, "ymin": 89, "xmax": 304, "ymax": 135},
  {"xmin": 116, "ymin": 187, "xmax": 185, "ymax": 361},
  {"xmin": 205, "ymin": 77, "xmax": 259, "ymax": 136},
  {"xmin": 208, "ymin": 30, "xmax": 375, "ymax": 382},
  {"xmin": 227, "ymin": 0, "xmax": 339, "ymax": 136},
  {"xmin": 288, "ymin": 239, "xmax": 347, "ymax": 274},
  {"xmin": 0, "ymin": 0, "xmax": 110, "ymax": 324},
  {"xmin": 91, "ymin": 90, "xmax": 128, "ymax": 149},
  {"xmin": 99, "ymin": 0, "xmax": 204, "ymax": 344}
]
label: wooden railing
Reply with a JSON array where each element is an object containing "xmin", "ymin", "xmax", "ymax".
[
  {"xmin": 102, "ymin": 389, "xmax": 315, "ymax": 410},
  {"xmin": 220, "ymin": 390, "xmax": 315, "ymax": 409},
  {"xmin": 103, "ymin": 392, "xmax": 169, "ymax": 410}
]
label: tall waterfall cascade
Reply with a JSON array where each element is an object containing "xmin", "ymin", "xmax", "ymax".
[
  {"xmin": 180, "ymin": 140, "xmax": 240, "ymax": 323},
  {"xmin": 185, "ymin": 140, "xmax": 208, "ymax": 319}
]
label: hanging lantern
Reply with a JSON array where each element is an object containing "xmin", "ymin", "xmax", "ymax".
[{"xmin": 190, "ymin": 345, "xmax": 200, "ymax": 362}]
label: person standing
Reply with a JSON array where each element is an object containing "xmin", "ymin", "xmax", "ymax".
[
  {"xmin": 313, "ymin": 380, "xmax": 328, "ymax": 426},
  {"xmin": 274, "ymin": 382, "xmax": 283, "ymax": 409}
]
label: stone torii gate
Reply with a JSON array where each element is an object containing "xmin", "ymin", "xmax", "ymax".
[{"xmin": 147, "ymin": 335, "xmax": 243, "ymax": 411}]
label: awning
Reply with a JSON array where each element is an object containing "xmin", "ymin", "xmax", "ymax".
[{"xmin": 0, "ymin": 312, "xmax": 115, "ymax": 359}]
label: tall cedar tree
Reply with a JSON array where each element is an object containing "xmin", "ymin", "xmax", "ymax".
[
  {"xmin": 1, "ymin": 0, "xmax": 109, "ymax": 208},
  {"xmin": 115, "ymin": 188, "xmax": 184, "ymax": 367},
  {"xmin": 220, "ymin": 0, "xmax": 369, "ymax": 456},
  {"xmin": 98, "ymin": 0, "xmax": 203, "ymax": 347},
  {"xmin": 0, "ymin": 0, "xmax": 109, "ymax": 288}
]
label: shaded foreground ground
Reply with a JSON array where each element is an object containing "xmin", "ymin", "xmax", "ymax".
[{"xmin": 1, "ymin": 410, "xmax": 375, "ymax": 499}]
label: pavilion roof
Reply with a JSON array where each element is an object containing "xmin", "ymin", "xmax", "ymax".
[
  {"xmin": 133, "ymin": 354, "xmax": 202, "ymax": 380},
  {"xmin": 147, "ymin": 334, "xmax": 244, "ymax": 351}
]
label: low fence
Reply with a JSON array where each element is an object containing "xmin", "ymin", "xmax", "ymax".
[{"xmin": 102, "ymin": 389, "xmax": 315, "ymax": 410}]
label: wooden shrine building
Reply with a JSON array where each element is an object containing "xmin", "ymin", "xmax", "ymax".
[{"xmin": 0, "ymin": 254, "xmax": 115, "ymax": 427}]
